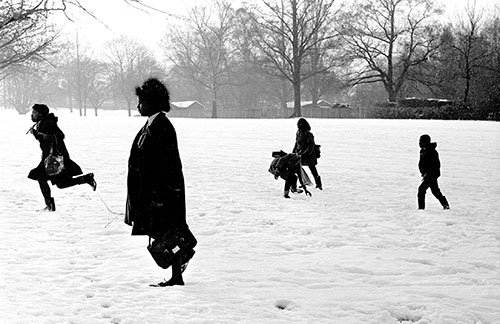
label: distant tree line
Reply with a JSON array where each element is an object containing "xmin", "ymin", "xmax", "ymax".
[{"xmin": 1, "ymin": 0, "xmax": 499, "ymax": 120}]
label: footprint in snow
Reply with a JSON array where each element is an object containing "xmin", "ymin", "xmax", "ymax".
[{"xmin": 275, "ymin": 299, "xmax": 298, "ymax": 311}]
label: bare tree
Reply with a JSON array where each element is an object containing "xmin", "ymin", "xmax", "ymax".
[
  {"xmin": 248, "ymin": 0, "xmax": 338, "ymax": 117},
  {"xmin": 0, "ymin": 0, "xmax": 92, "ymax": 77},
  {"xmin": 85, "ymin": 59, "xmax": 109, "ymax": 116},
  {"xmin": 105, "ymin": 37, "xmax": 164, "ymax": 116},
  {"xmin": 338, "ymin": 0, "xmax": 442, "ymax": 102},
  {"xmin": 452, "ymin": 1, "xmax": 490, "ymax": 105},
  {"xmin": 164, "ymin": 0, "xmax": 237, "ymax": 118},
  {"xmin": 4, "ymin": 61, "xmax": 53, "ymax": 114},
  {"xmin": 61, "ymin": 54, "xmax": 109, "ymax": 116}
]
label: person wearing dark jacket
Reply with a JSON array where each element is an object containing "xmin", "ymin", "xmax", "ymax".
[
  {"xmin": 269, "ymin": 151, "xmax": 312, "ymax": 198},
  {"xmin": 293, "ymin": 118, "xmax": 322, "ymax": 190},
  {"xmin": 125, "ymin": 78, "xmax": 192, "ymax": 287},
  {"xmin": 418, "ymin": 134, "xmax": 449, "ymax": 210},
  {"xmin": 28, "ymin": 104, "xmax": 97, "ymax": 211}
]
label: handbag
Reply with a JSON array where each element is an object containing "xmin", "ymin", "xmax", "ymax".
[
  {"xmin": 44, "ymin": 139, "xmax": 64, "ymax": 176},
  {"xmin": 148, "ymin": 226, "xmax": 197, "ymax": 269},
  {"xmin": 314, "ymin": 144, "xmax": 321, "ymax": 159}
]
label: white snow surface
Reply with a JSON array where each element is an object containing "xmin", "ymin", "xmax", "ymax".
[{"xmin": 1, "ymin": 109, "xmax": 499, "ymax": 324}]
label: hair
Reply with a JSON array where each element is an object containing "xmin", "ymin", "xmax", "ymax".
[
  {"xmin": 32, "ymin": 104, "xmax": 49, "ymax": 117},
  {"xmin": 420, "ymin": 134, "xmax": 431, "ymax": 144},
  {"xmin": 135, "ymin": 78, "xmax": 171, "ymax": 112},
  {"xmin": 297, "ymin": 118, "xmax": 311, "ymax": 132}
]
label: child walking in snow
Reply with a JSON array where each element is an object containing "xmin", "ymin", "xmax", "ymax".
[{"xmin": 417, "ymin": 134, "xmax": 449, "ymax": 210}]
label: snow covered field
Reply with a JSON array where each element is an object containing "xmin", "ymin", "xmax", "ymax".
[{"xmin": 1, "ymin": 109, "xmax": 499, "ymax": 324}]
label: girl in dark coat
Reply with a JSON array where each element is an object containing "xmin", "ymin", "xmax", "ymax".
[
  {"xmin": 292, "ymin": 118, "xmax": 322, "ymax": 190},
  {"xmin": 28, "ymin": 104, "xmax": 97, "ymax": 211},
  {"xmin": 417, "ymin": 134, "xmax": 449, "ymax": 210},
  {"xmin": 125, "ymin": 78, "xmax": 191, "ymax": 287}
]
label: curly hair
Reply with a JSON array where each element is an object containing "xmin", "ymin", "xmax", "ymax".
[
  {"xmin": 135, "ymin": 78, "xmax": 171, "ymax": 112},
  {"xmin": 297, "ymin": 118, "xmax": 311, "ymax": 132},
  {"xmin": 32, "ymin": 103, "xmax": 49, "ymax": 116}
]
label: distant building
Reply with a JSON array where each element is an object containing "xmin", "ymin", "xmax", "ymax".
[
  {"xmin": 169, "ymin": 101, "xmax": 209, "ymax": 118},
  {"xmin": 286, "ymin": 100, "xmax": 354, "ymax": 118},
  {"xmin": 399, "ymin": 97, "xmax": 455, "ymax": 108}
]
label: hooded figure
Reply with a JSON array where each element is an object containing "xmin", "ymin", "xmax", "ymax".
[
  {"xmin": 417, "ymin": 134, "xmax": 449, "ymax": 210},
  {"xmin": 28, "ymin": 104, "xmax": 96, "ymax": 211}
]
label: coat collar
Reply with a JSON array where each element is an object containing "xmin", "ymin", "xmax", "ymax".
[{"xmin": 146, "ymin": 111, "xmax": 164, "ymax": 128}]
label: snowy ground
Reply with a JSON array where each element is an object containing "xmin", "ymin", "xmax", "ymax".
[{"xmin": 0, "ymin": 109, "xmax": 499, "ymax": 324}]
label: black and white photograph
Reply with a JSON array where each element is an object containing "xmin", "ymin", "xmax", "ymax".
[{"xmin": 1, "ymin": 0, "xmax": 499, "ymax": 323}]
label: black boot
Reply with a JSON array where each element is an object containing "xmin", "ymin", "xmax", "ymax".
[
  {"xmin": 85, "ymin": 173, "xmax": 97, "ymax": 191},
  {"xmin": 440, "ymin": 196, "xmax": 450, "ymax": 210},
  {"xmin": 418, "ymin": 194, "xmax": 425, "ymax": 210},
  {"xmin": 41, "ymin": 197, "xmax": 55, "ymax": 212},
  {"xmin": 50, "ymin": 197, "xmax": 56, "ymax": 211},
  {"xmin": 315, "ymin": 176, "xmax": 322, "ymax": 190}
]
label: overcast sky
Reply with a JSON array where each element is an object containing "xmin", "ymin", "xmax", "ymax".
[{"xmin": 59, "ymin": 0, "xmax": 499, "ymax": 55}]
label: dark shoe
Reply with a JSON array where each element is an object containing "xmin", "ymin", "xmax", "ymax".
[
  {"xmin": 315, "ymin": 176, "xmax": 322, "ymax": 190},
  {"xmin": 290, "ymin": 188, "xmax": 303, "ymax": 194},
  {"xmin": 38, "ymin": 205, "xmax": 55, "ymax": 212},
  {"xmin": 40, "ymin": 197, "xmax": 55, "ymax": 212},
  {"xmin": 87, "ymin": 173, "xmax": 97, "ymax": 191},
  {"xmin": 284, "ymin": 190, "xmax": 290, "ymax": 199},
  {"xmin": 49, "ymin": 197, "xmax": 56, "ymax": 211},
  {"xmin": 440, "ymin": 196, "xmax": 450, "ymax": 210},
  {"xmin": 150, "ymin": 277, "xmax": 184, "ymax": 287}
]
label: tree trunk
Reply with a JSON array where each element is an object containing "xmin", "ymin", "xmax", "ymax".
[
  {"xmin": 280, "ymin": 79, "xmax": 287, "ymax": 117},
  {"xmin": 211, "ymin": 87, "xmax": 218, "ymax": 118},
  {"xmin": 464, "ymin": 62, "xmax": 471, "ymax": 104},
  {"xmin": 311, "ymin": 75, "xmax": 319, "ymax": 108},
  {"xmin": 384, "ymin": 81, "xmax": 397, "ymax": 103},
  {"xmin": 292, "ymin": 0, "xmax": 301, "ymax": 118},
  {"xmin": 293, "ymin": 76, "xmax": 301, "ymax": 117},
  {"xmin": 388, "ymin": 90, "xmax": 397, "ymax": 103}
]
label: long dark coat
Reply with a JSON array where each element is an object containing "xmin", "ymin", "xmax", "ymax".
[
  {"xmin": 293, "ymin": 130, "xmax": 317, "ymax": 166},
  {"xmin": 28, "ymin": 113, "xmax": 83, "ymax": 183},
  {"xmin": 419, "ymin": 142, "xmax": 441, "ymax": 179},
  {"xmin": 125, "ymin": 112, "xmax": 186, "ymax": 238}
]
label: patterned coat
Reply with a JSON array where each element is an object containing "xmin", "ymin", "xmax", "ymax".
[{"xmin": 125, "ymin": 112, "xmax": 186, "ymax": 238}]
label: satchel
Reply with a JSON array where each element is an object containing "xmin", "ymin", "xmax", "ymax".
[
  {"xmin": 148, "ymin": 226, "xmax": 197, "ymax": 269},
  {"xmin": 44, "ymin": 140, "xmax": 64, "ymax": 176},
  {"xmin": 314, "ymin": 144, "xmax": 321, "ymax": 159}
]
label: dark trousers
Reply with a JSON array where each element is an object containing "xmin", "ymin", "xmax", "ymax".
[
  {"xmin": 285, "ymin": 173, "xmax": 298, "ymax": 192},
  {"xmin": 418, "ymin": 176, "xmax": 447, "ymax": 209},
  {"xmin": 308, "ymin": 165, "xmax": 319, "ymax": 180},
  {"xmin": 38, "ymin": 174, "xmax": 91, "ymax": 201}
]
